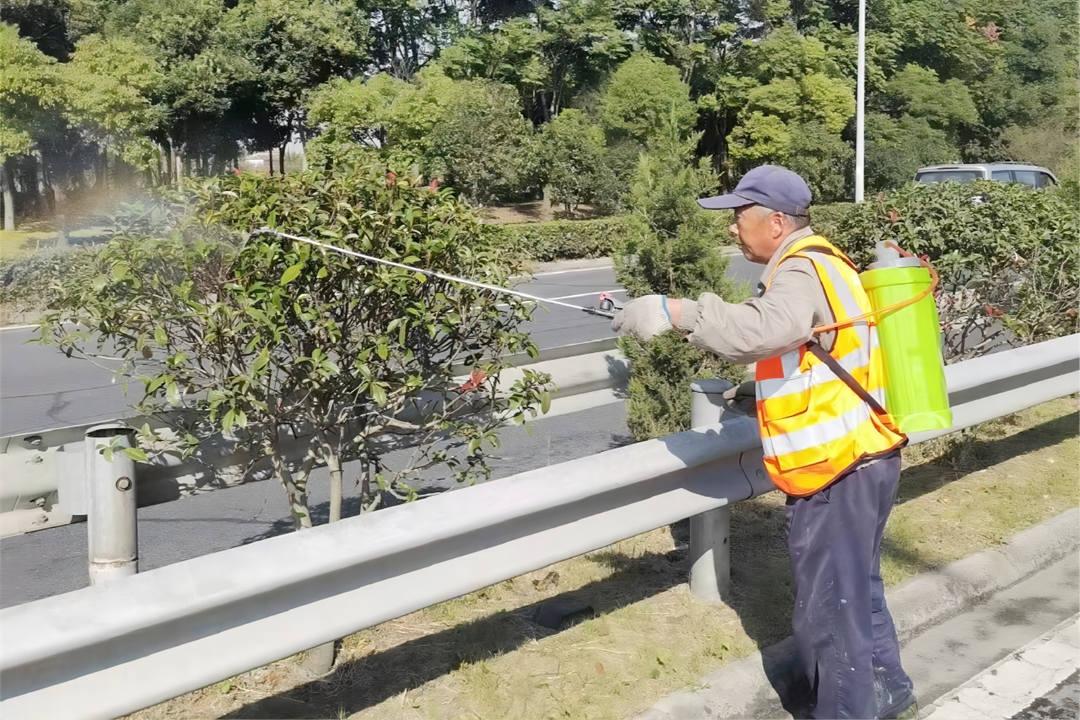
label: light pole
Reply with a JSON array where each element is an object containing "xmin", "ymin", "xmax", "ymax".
[{"xmin": 855, "ymin": 0, "xmax": 866, "ymax": 203}]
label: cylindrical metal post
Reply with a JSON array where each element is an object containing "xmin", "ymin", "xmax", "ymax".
[
  {"xmin": 85, "ymin": 424, "xmax": 138, "ymax": 585},
  {"xmin": 689, "ymin": 507, "xmax": 731, "ymax": 603},
  {"xmin": 688, "ymin": 379, "xmax": 736, "ymax": 603},
  {"xmin": 855, "ymin": 0, "xmax": 867, "ymax": 203}
]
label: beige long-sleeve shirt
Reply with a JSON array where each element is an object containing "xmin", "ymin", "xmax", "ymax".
[{"xmin": 676, "ymin": 227, "xmax": 838, "ymax": 364}]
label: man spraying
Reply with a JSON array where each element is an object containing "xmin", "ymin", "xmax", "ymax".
[{"xmin": 612, "ymin": 165, "xmax": 917, "ymax": 720}]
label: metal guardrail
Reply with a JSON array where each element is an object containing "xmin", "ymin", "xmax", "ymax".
[{"xmin": 1, "ymin": 335, "xmax": 1077, "ymax": 719}]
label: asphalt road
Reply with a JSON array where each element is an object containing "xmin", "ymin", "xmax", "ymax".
[
  {"xmin": 0, "ymin": 399, "xmax": 631, "ymax": 607},
  {"xmin": 0, "ymin": 254, "xmax": 761, "ymax": 437}
]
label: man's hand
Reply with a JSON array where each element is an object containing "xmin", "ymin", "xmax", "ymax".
[{"xmin": 611, "ymin": 295, "xmax": 676, "ymax": 340}]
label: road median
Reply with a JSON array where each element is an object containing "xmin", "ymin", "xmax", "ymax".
[{"xmin": 130, "ymin": 396, "xmax": 1078, "ymax": 720}]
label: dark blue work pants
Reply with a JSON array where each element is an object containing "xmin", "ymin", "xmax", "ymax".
[{"xmin": 785, "ymin": 452, "xmax": 913, "ymax": 719}]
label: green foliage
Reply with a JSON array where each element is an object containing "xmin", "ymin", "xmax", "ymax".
[
  {"xmin": 0, "ymin": 23, "xmax": 60, "ymax": 159},
  {"xmin": 884, "ymin": 64, "xmax": 979, "ymax": 132},
  {"xmin": 310, "ymin": 71, "xmax": 540, "ymax": 205},
  {"xmin": 535, "ymin": 0, "xmax": 630, "ymax": 117},
  {"xmin": 786, "ymin": 122, "xmax": 853, "ymax": 203},
  {"xmin": 726, "ymin": 112, "xmax": 791, "ymax": 167},
  {"xmin": 222, "ymin": 0, "xmax": 369, "ymax": 148},
  {"xmin": 62, "ymin": 34, "xmax": 165, "ymax": 168},
  {"xmin": 38, "ymin": 164, "xmax": 551, "ymax": 527},
  {"xmin": 1001, "ymin": 116, "xmax": 1080, "ymax": 189},
  {"xmin": 615, "ymin": 128, "xmax": 743, "ymax": 440},
  {"xmin": 599, "ymin": 53, "xmax": 697, "ymax": 145},
  {"xmin": 806, "ymin": 201, "xmax": 854, "ymax": 238},
  {"xmin": 0, "ymin": 244, "xmax": 99, "ymax": 317},
  {"xmin": 438, "ymin": 18, "xmax": 550, "ymax": 118},
  {"xmin": 864, "ymin": 113, "xmax": 958, "ymax": 192},
  {"xmin": 827, "ymin": 182, "xmax": 1079, "ymax": 359},
  {"xmin": 307, "ymin": 73, "xmax": 406, "ymax": 148},
  {"xmin": 540, "ymin": 109, "xmax": 618, "ymax": 214},
  {"xmin": 726, "ymin": 25, "xmax": 853, "ymax": 198},
  {"xmin": 429, "ymin": 80, "xmax": 541, "ymax": 204},
  {"xmin": 622, "ymin": 331, "xmax": 739, "ymax": 440},
  {"xmin": 496, "ymin": 216, "xmax": 631, "ymax": 261},
  {"xmin": 5, "ymin": 0, "xmax": 1079, "ymax": 226}
]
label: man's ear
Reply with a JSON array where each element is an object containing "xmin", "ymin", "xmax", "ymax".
[{"xmin": 772, "ymin": 212, "xmax": 786, "ymax": 238}]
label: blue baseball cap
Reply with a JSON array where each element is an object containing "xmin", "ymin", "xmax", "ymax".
[{"xmin": 697, "ymin": 165, "xmax": 812, "ymax": 217}]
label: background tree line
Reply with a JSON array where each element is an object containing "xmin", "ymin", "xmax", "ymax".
[{"xmin": 2, "ymin": 0, "xmax": 1077, "ymax": 230}]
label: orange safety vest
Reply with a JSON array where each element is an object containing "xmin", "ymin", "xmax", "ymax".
[{"xmin": 755, "ymin": 234, "xmax": 907, "ymax": 497}]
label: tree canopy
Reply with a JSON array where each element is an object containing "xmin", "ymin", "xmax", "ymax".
[{"xmin": 1, "ymin": 0, "xmax": 1075, "ymax": 228}]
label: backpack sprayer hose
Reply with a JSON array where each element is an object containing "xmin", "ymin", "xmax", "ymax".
[{"xmin": 249, "ymin": 228, "xmax": 617, "ymax": 319}]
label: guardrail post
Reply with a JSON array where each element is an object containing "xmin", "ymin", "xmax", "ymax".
[
  {"xmin": 85, "ymin": 424, "xmax": 138, "ymax": 585},
  {"xmin": 688, "ymin": 379, "xmax": 736, "ymax": 603}
]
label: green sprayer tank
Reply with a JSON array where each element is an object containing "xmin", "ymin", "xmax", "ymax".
[{"xmin": 859, "ymin": 243, "xmax": 952, "ymax": 433}]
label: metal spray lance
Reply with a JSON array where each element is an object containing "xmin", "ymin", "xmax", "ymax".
[{"xmin": 250, "ymin": 228, "xmax": 619, "ymax": 319}]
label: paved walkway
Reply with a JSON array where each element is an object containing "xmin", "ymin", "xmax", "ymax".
[
  {"xmin": 637, "ymin": 551, "xmax": 1079, "ymax": 720},
  {"xmin": 924, "ymin": 615, "xmax": 1078, "ymax": 720}
]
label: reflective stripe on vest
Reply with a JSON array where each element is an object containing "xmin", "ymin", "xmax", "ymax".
[{"xmin": 754, "ymin": 235, "xmax": 907, "ymax": 497}]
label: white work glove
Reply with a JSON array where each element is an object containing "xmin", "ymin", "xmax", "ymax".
[{"xmin": 611, "ymin": 295, "xmax": 697, "ymax": 340}]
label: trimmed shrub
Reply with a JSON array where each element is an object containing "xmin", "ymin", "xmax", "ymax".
[
  {"xmin": 496, "ymin": 216, "xmax": 632, "ymax": 261},
  {"xmin": 0, "ymin": 246, "xmax": 100, "ymax": 324},
  {"xmin": 808, "ymin": 201, "xmax": 854, "ymax": 237},
  {"xmin": 825, "ymin": 182, "xmax": 1078, "ymax": 359}
]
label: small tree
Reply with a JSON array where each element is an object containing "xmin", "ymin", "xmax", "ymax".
[
  {"xmin": 615, "ymin": 126, "xmax": 744, "ymax": 440},
  {"xmin": 540, "ymin": 109, "xmax": 616, "ymax": 215},
  {"xmin": 599, "ymin": 53, "xmax": 697, "ymax": 147},
  {"xmin": 865, "ymin": 113, "xmax": 957, "ymax": 192},
  {"xmin": 41, "ymin": 164, "xmax": 551, "ymax": 528},
  {"xmin": 428, "ymin": 79, "xmax": 541, "ymax": 205}
]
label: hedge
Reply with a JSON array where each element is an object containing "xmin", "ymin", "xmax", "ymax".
[
  {"xmin": 494, "ymin": 216, "xmax": 632, "ymax": 261},
  {"xmin": 824, "ymin": 182, "xmax": 1078, "ymax": 358}
]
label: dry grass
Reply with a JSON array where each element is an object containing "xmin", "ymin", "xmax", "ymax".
[
  {"xmin": 132, "ymin": 397, "xmax": 1079, "ymax": 720},
  {"xmin": 479, "ymin": 199, "xmax": 604, "ymax": 225}
]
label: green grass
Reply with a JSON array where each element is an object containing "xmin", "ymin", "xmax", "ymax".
[
  {"xmin": 0, "ymin": 230, "xmax": 60, "ymax": 260},
  {"xmin": 0, "ymin": 226, "xmax": 108, "ymax": 261}
]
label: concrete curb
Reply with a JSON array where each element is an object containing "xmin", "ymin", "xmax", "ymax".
[
  {"xmin": 636, "ymin": 507, "xmax": 1080, "ymax": 720},
  {"xmin": 525, "ymin": 257, "xmax": 614, "ymax": 275}
]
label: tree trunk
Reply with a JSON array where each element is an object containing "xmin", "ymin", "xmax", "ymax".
[
  {"xmin": 297, "ymin": 140, "xmax": 307, "ymax": 171},
  {"xmin": 1, "ymin": 160, "xmax": 15, "ymax": 231},
  {"xmin": 33, "ymin": 150, "xmax": 51, "ymax": 215},
  {"xmin": 278, "ymin": 144, "xmax": 286, "ymax": 176},
  {"xmin": 360, "ymin": 459, "xmax": 372, "ymax": 510},
  {"xmin": 327, "ymin": 450, "xmax": 343, "ymax": 524},
  {"xmin": 268, "ymin": 148, "xmax": 274, "ymax": 176},
  {"xmin": 302, "ymin": 433, "xmax": 342, "ymax": 677},
  {"xmin": 270, "ymin": 441, "xmax": 312, "ymax": 531},
  {"xmin": 158, "ymin": 144, "xmax": 167, "ymax": 185},
  {"xmin": 93, "ymin": 149, "xmax": 105, "ymax": 191}
]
